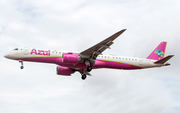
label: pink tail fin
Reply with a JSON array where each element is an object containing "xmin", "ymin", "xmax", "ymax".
[{"xmin": 147, "ymin": 42, "xmax": 167, "ymax": 60}]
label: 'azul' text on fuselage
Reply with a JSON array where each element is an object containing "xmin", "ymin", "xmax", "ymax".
[{"xmin": 30, "ymin": 49, "xmax": 50, "ymax": 56}]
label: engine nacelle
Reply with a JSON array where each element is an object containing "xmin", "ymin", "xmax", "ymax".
[
  {"xmin": 62, "ymin": 53, "xmax": 79, "ymax": 64},
  {"xmin": 56, "ymin": 66, "xmax": 73, "ymax": 76}
]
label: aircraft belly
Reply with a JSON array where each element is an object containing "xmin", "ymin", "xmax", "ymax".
[
  {"xmin": 20, "ymin": 56, "xmax": 56, "ymax": 63},
  {"xmin": 97, "ymin": 60, "xmax": 142, "ymax": 70}
]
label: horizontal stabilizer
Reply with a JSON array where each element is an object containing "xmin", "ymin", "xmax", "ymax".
[{"xmin": 154, "ymin": 55, "xmax": 174, "ymax": 64}]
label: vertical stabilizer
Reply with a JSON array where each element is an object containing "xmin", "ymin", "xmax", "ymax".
[{"xmin": 147, "ymin": 42, "xmax": 167, "ymax": 60}]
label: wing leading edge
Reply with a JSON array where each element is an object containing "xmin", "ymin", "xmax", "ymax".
[{"xmin": 80, "ymin": 29, "xmax": 126, "ymax": 65}]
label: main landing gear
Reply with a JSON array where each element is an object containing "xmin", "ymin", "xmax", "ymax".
[
  {"xmin": 19, "ymin": 60, "xmax": 24, "ymax": 69},
  {"xmin": 87, "ymin": 66, "xmax": 92, "ymax": 72},
  {"xmin": 78, "ymin": 69, "xmax": 90, "ymax": 80},
  {"xmin": 72, "ymin": 69, "xmax": 88, "ymax": 80},
  {"xmin": 81, "ymin": 74, "xmax": 87, "ymax": 80},
  {"xmin": 85, "ymin": 60, "xmax": 92, "ymax": 72}
]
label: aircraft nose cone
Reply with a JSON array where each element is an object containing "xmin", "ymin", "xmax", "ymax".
[{"xmin": 4, "ymin": 54, "xmax": 9, "ymax": 58}]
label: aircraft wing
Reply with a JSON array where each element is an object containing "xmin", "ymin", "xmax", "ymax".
[{"xmin": 80, "ymin": 29, "xmax": 126, "ymax": 65}]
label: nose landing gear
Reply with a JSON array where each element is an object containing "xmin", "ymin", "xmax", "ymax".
[
  {"xmin": 20, "ymin": 66, "xmax": 24, "ymax": 69},
  {"xmin": 19, "ymin": 60, "xmax": 24, "ymax": 69}
]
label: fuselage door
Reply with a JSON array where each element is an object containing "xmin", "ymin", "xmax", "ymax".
[
  {"xmin": 139, "ymin": 58, "xmax": 143, "ymax": 65},
  {"xmin": 24, "ymin": 48, "xmax": 28, "ymax": 55}
]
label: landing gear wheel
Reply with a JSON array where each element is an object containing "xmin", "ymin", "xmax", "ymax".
[
  {"xmin": 20, "ymin": 66, "xmax": 24, "ymax": 69},
  {"xmin": 81, "ymin": 74, "xmax": 87, "ymax": 80},
  {"xmin": 19, "ymin": 60, "xmax": 24, "ymax": 69},
  {"xmin": 87, "ymin": 66, "xmax": 92, "ymax": 72}
]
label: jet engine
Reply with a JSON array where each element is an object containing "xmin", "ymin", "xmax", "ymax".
[
  {"xmin": 56, "ymin": 66, "xmax": 74, "ymax": 76},
  {"xmin": 62, "ymin": 53, "xmax": 79, "ymax": 64}
]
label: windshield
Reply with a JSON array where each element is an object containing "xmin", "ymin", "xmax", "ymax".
[{"xmin": 13, "ymin": 48, "xmax": 18, "ymax": 50}]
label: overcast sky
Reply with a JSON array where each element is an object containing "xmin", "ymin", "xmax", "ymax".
[{"xmin": 0, "ymin": 0, "xmax": 180, "ymax": 113}]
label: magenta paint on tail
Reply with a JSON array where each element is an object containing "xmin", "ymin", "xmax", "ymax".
[{"xmin": 146, "ymin": 42, "xmax": 167, "ymax": 60}]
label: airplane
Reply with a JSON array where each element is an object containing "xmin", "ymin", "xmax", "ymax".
[{"xmin": 4, "ymin": 29, "xmax": 174, "ymax": 80}]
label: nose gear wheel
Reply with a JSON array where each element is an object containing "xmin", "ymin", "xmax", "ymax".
[{"xmin": 19, "ymin": 60, "xmax": 24, "ymax": 69}]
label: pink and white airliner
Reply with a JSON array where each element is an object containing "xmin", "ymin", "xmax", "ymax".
[{"xmin": 4, "ymin": 29, "xmax": 174, "ymax": 80}]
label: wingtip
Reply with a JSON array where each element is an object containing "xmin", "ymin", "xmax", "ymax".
[
  {"xmin": 121, "ymin": 29, "xmax": 127, "ymax": 33},
  {"xmin": 114, "ymin": 29, "xmax": 126, "ymax": 35}
]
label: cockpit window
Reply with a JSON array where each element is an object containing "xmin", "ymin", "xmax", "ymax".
[{"xmin": 14, "ymin": 48, "xmax": 18, "ymax": 50}]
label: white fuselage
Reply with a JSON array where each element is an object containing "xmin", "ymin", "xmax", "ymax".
[{"xmin": 4, "ymin": 47, "xmax": 164, "ymax": 69}]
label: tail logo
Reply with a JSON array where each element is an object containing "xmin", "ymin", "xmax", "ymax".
[{"xmin": 155, "ymin": 49, "xmax": 164, "ymax": 59}]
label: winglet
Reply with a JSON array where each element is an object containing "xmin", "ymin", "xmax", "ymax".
[{"xmin": 154, "ymin": 55, "xmax": 174, "ymax": 64}]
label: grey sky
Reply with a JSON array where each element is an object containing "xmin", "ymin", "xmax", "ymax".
[{"xmin": 0, "ymin": 0, "xmax": 180, "ymax": 113}]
